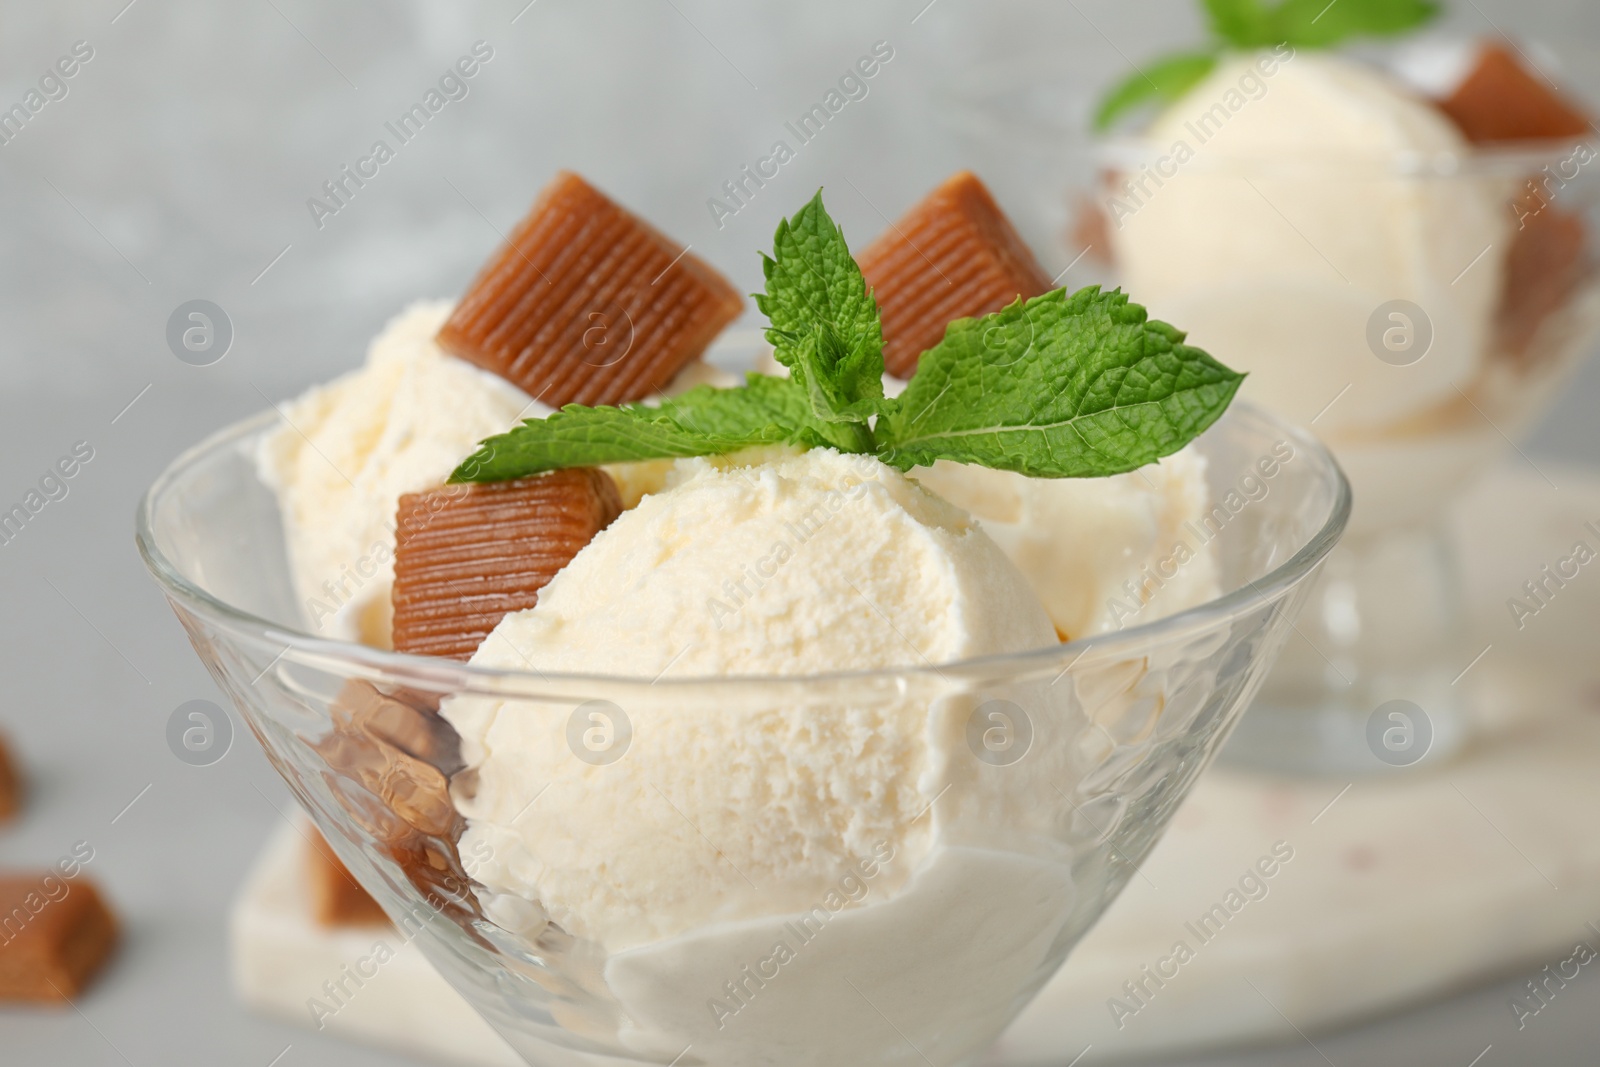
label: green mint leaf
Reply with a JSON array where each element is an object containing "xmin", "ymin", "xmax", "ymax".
[
  {"xmin": 1202, "ymin": 0, "xmax": 1437, "ymax": 48},
  {"xmin": 875, "ymin": 287, "xmax": 1244, "ymax": 477},
  {"xmin": 1267, "ymin": 0, "xmax": 1438, "ymax": 48},
  {"xmin": 706, "ymin": 372, "xmax": 871, "ymax": 453},
  {"xmin": 754, "ymin": 189, "xmax": 885, "ymax": 390},
  {"xmin": 1202, "ymin": 0, "xmax": 1277, "ymax": 47},
  {"xmin": 449, "ymin": 380, "xmax": 798, "ymax": 483},
  {"xmin": 789, "ymin": 324, "xmax": 879, "ymax": 452},
  {"xmin": 1094, "ymin": 51, "xmax": 1219, "ymax": 131}
]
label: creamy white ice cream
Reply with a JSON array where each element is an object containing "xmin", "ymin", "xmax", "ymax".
[
  {"xmin": 257, "ymin": 302, "xmax": 737, "ymax": 646},
  {"xmin": 441, "ymin": 448, "xmax": 1073, "ymax": 1063},
  {"xmin": 258, "ymin": 301, "xmax": 543, "ymax": 647},
  {"xmin": 913, "ymin": 447, "xmax": 1220, "ymax": 640},
  {"xmin": 1110, "ymin": 51, "xmax": 1511, "ymax": 435},
  {"xmin": 445, "ymin": 448, "xmax": 1057, "ymax": 949}
]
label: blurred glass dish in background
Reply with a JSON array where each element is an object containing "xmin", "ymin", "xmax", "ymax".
[
  {"xmin": 941, "ymin": 39, "xmax": 1600, "ymax": 773},
  {"xmin": 138, "ymin": 393, "xmax": 1346, "ymax": 1067}
]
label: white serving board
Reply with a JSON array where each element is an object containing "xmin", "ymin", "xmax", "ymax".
[{"xmin": 233, "ymin": 464, "xmax": 1600, "ymax": 1065}]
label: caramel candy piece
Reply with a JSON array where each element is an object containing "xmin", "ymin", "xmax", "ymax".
[
  {"xmin": 392, "ymin": 468, "xmax": 622, "ymax": 661},
  {"xmin": 1498, "ymin": 201, "xmax": 1590, "ymax": 361},
  {"xmin": 314, "ymin": 682, "xmax": 479, "ymax": 925},
  {"xmin": 306, "ymin": 829, "xmax": 389, "ymax": 927},
  {"xmin": 1438, "ymin": 43, "xmax": 1592, "ymax": 144},
  {"xmin": 318, "ymin": 682, "xmax": 464, "ymax": 840},
  {"xmin": 0, "ymin": 874, "xmax": 118, "ymax": 1002},
  {"xmin": 437, "ymin": 171, "xmax": 743, "ymax": 407},
  {"xmin": 857, "ymin": 171, "xmax": 1054, "ymax": 379},
  {"xmin": 0, "ymin": 733, "xmax": 20, "ymax": 823}
]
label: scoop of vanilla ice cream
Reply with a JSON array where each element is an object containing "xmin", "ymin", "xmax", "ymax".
[
  {"xmin": 913, "ymin": 447, "xmax": 1219, "ymax": 639},
  {"xmin": 443, "ymin": 449, "xmax": 1057, "ymax": 953},
  {"xmin": 257, "ymin": 301, "xmax": 544, "ymax": 646},
  {"xmin": 1110, "ymin": 51, "xmax": 1510, "ymax": 434}
]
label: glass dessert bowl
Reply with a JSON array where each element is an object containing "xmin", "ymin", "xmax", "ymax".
[
  {"xmin": 137, "ymin": 399, "xmax": 1347, "ymax": 1067},
  {"xmin": 942, "ymin": 38, "xmax": 1600, "ymax": 772},
  {"xmin": 1093, "ymin": 136, "xmax": 1600, "ymax": 771}
]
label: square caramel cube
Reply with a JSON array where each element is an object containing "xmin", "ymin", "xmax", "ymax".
[
  {"xmin": 391, "ymin": 468, "xmax": 622, "ymax": 661},
  {"xmin": 0, "ymin": 733, "xmax": 20, "ymax": 823},
  {"xmin": 306, "ymin": 829, "xmax": 389, "ymax": 927},
  {"xmin": 437, "ymin": 171, "xmax": 744, "ymax": 407},
  {"xmin": 857, "ymin": 171, "xmax": 1054, "ymax": 378},
  {"xmin": 0, "ymin": 875, "xmax": 118, "ymax": 1002},
  {"xmin": 1439, "ymin": 43, "xmax": 1592, "ymax": 144}
]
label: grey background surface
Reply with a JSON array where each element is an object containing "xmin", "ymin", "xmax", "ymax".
[{"xmin": 1, "ymin": 1, "xmax": 1598, "ymax": 1064}]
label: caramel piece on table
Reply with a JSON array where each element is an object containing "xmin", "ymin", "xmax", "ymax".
[
  {"xmin": 437, "ymin": 171, "xmax": 743, "ymax": 408},
  {"xmin": 392, "ymin": 468, "xmax": 622, "ymax": 661},
  {"xmin": 306, "ymin": 829, "xmax": 389, "ymax": 927},
  {"xmin": 1438, "ymin": 43, "xmax": 1592, "ymax": 143},
  {"xmin": 857, "ymin": 171, "xmax": 1054, "ymax": 379},
  {"xmin": 0, "ymin": 733, "xmax": 21, "ymax": 822},
  {"xmin": 0, "ymin": 874, "xmax": 118, "ymax": 1002}
]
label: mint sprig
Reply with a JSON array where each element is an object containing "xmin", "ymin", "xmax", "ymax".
[
  {"xmin": 755, "ymin": 190, "xmax": 884, "ymax": 381},
  {"xmin": 1095, "ymin": 0, "xmax": 1440, "ymax": 130},
  {"xmin": 449, "ymin": 379, "xmax": 796, "ymax": 483},
  {"xmin": 876, "ymin": 288, "xmax": 1243, "ymax": 476},
  {"xmin": 449, "ymin": 192, "xmax": 1243, "ymax": 485}
]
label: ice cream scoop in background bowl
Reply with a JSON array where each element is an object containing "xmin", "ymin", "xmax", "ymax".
[
  {"xmin": 138, "ymin": 388, "xmax": 1346, "ymax": 1065},
  {"xmin": 942, "ymin": 41, "xmax": 1600, "ymax": 774}
]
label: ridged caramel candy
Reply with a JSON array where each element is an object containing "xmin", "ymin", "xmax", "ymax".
[
  {"xmin": 1438, "ymin": 43, "xmax": 1592, "ymax": 144},
  {"xmin": 306, "ymin": 829, "xmax": 389, "ymax": 927},
  {"xmin": 437, "ymin": 171, "xmax": 743, "ymax": 407},
  {"xmin": 391, "ymin": 468, "xmax": 622, "ymax": 661},
  {"xmin": 0, "ymin": 874, "xmax": 118, "ymax": 1002},
  {"xmin": 0, "ymin": 733, "xmax": 20, "ymax": 823},
  {"xmin": 857, "ymin": 171, "xmax": 1054, "ymax": 379}
]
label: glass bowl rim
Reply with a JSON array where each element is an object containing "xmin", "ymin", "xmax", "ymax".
[
  {"xmin": 1093, "ymin": 134, "xmax": 1598, "ymax": 179},
  {"xmin": 134, "ymin": 401, "xmax": 1351, "ymax": 694},
  {"xmin": 932, "ymin": 57, "xmax": 1598, "ymax": 179}
]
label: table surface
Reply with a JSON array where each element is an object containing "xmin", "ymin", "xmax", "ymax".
[{"xmin": 3, "ymin": 2, "xmax": 1600, "ymax": 1063}]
